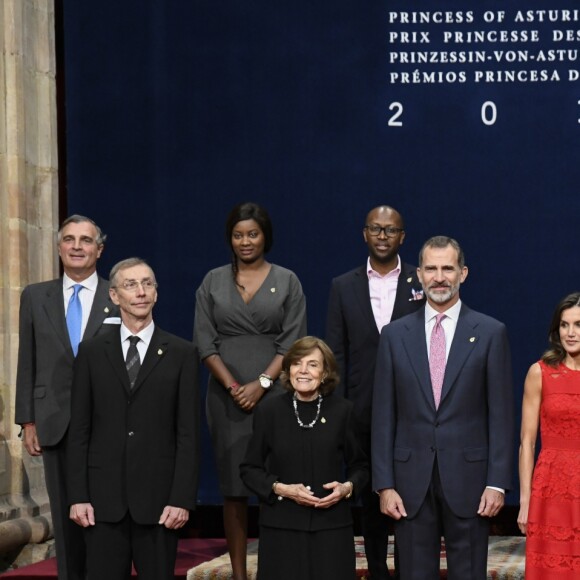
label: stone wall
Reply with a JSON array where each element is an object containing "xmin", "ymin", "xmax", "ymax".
[{"xmin": 0, "ymin": 0, "xmax": 58, "ymax": 567}]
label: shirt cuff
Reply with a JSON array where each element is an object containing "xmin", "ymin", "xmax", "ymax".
[{"xmin": 486, "ymin": 486, "xmax": 505, "ymax": 494}]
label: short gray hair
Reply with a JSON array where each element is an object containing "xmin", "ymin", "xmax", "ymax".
[
  {"xmin": 109, "ymin": 257, "xmax": 154, "ymax": 288},
  {"xmin": 58, "ymin": 214, "xmax": 107, "ymax": 246},
  {"xmin": 418, "ymin": 236, "xmax": 465, "ymax": 269}
]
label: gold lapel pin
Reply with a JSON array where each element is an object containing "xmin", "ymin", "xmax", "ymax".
[
  {"xmin": 158, "ymin": 349, "xmax": 163, "ymax": 355},
  {"xmin": 407, "ymin": 277, "xmax": 412, "ymax": 283},
  {"xmin": 321, "ymin": 417, "xmax": 326, "ymax": 424},
  {"xmin": 469, "ymin": 337, "xmax": 476, "ymax": 343},
  {"xmin": 271, "ymin": 288, "xmax": 276, "ymax": 293},
  {"xmin": 104, "ymin": 306, "xmax": 110, "ymax": 313}
]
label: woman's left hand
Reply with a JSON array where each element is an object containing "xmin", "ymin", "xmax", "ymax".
[
  {"xmin": 315, "ymin": 481, "xmax": 351, "ymax": 509},
  {"xmin": 232, "ymin": 380, "xmax": 264, "ymax": 411}
]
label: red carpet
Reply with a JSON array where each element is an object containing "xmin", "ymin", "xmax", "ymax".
[{"xmin": 2, "ymin": 538, "xmax": 230, "ymax": 579}]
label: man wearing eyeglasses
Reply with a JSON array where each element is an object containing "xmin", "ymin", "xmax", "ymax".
[
  {"xmin": 67, "ymin": 257, "xmax": 200, "ymax": 580},
  {"xmin": 326, "ymin": 205, "xmax": 425, "ymax": 580},
  {"xmin": 325, "ymin": 205, "xmax": 424, "ymax": 579},
  {"xmin": 15, "ymin": 214, "xmax": 118, "ymax": 580}
]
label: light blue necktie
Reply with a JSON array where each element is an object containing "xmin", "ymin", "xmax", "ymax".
[{"xmin": 66, "ymin": 284, "xmax": 83, "ymax": 356}]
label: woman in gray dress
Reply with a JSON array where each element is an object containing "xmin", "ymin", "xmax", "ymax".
[{"xmin": 194, "ymin": 202, "xmax": 307, "ymax": 580}]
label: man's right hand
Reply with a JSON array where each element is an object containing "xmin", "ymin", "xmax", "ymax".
[
  {"xmin": 22, "ymin": 424, "xmax": 42, "ymax": 456},
  {"xmin": 70, "ymin": 503, "xmax": 95, "ymax": 527},
  {"xmin": 379, "ymin": 488, "xmax": 408, "ymax": 519}
]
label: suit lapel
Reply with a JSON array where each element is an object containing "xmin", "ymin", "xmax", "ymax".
[
  {"xmin": 401, "ymin": 310, "xmax": 435, "ymax": 410},
  {"xmin": 392, "ymin": 263, "xmax": 423, "ymax": 319},
  {"xmin": 104, "ymin": 328, "xmax": 132, "ymax": 394},
  {"xmin": 131, "ymin": 328, "xmax": 169, "ymax": 394},
  {"xmin": 104, "ymin": 327, "xmax": 170, "ymax": 395},
  {"xmin": 352, "ymin": 265, "xmax": 379, "ymax": 336},
  {"xmin": 42, "ymin": 279, "xmax": 72, "ymax": 355},
  {"xmin": 439, "ymin": 306, "xmax": 479, "ymax": 407},
  {"xmin": 84, "ymin": 277, "xmax": 114, "ymax": 339}
]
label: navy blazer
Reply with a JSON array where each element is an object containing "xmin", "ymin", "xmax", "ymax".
[
  {"xmin": 371, "ymin": 304, "xmax": 514, "ymax": 519},
  {"xmin": 325, "ymin": 261, "xmax": 425, "ymax": 429},
  {"xmin": 67, "ymin": 326, "xmax": 200, "ymax": 524}
]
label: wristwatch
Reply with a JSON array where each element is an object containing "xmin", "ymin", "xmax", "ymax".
[{"xmin": 258, "ymin": 373, "xmax": 273, "ymax": 389}]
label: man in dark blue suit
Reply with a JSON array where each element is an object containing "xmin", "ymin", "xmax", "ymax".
[
  {"xmin": 372, "ymin": 236, "xmax": 514, "ymax": 580},
  {"xmin": 326, "ymin": 205, "xmax": 425, "ymax": 579}
]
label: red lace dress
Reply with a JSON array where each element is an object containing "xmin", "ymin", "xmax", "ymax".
[{"xmin": 525, "ymin": 361, "xmax": 580, "ymax": 579}]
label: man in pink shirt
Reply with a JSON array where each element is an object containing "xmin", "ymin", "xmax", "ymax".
[{"xmin": 326, "ymin": 205, "xmax": 425, "ymax": 579}]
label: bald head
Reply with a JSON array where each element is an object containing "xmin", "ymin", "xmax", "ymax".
[
  {"xmin": 363, "ymin": 205, "xmax": 405, "ymax": 272},
  {"xmin": 365, "ymin": 206, "xmax": 404, "ymax": 229}
]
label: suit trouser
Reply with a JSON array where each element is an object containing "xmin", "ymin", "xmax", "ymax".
[
  {"xmin": 359, "ymin": 429, "xmax": 397, "ymax": 580},
  {"xmin": 43, "ymin": 439, "xmax": 86, "ymax": 580},
  {"xmin": 394, "ymin": 460, "xmax": 489, "ymax": 580},
  {"xmin": 84, "ymin": 512, "xmax": 178, "ymax": 580}
]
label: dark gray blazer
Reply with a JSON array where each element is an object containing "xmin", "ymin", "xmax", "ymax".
[
  {"xmin": 15, "ymin": 276, "xmax": 117, "ymax": 446},
  {"xmin": 371, "ymin": 304, "xmax": 515, "ymax": 519},
  {"xmin": 325, "ymin": 261, "xmax": 425, "ymax": 429}
]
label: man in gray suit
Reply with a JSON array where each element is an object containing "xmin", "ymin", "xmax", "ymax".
[{"xmin": 15, "ymin": 215, "xmax": 118, "ymax": 580}]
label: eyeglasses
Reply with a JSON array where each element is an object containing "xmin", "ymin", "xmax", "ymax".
[
  {"xmin": 113, "ymin": 278, "xmax": 158, "ymax": 292},
  {"xmin": 364, "ymin": 225, "xmax": 404, "ymax": 238}
]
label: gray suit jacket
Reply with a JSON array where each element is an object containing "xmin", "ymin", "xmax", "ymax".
[
  {"xmin": 15, "ymin": 276, "xmax": 118, "ymax": 446},
  {"xmin": 371, "ymin": 304, "xmax": 514, "ymax": 518}
]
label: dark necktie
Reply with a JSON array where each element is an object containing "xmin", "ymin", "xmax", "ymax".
[
  {"xmin": 126, "ymin": 336, "xmax": 141, "ymax": 389},
  {"xmin": 429, "ymin": 313, "xmax": 447, "ymax": 409},
  {"xmin": 66, "ymin": 284, "xmax": 83, "ymax": 356}
]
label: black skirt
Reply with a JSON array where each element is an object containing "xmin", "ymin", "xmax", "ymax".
[{"xmin": 256, "ymin": 524, "xmax": 356, "ymax": 580}]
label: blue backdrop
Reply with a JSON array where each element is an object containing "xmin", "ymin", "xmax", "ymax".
[{"xmin": 61, "ymin": 1, "xmax": 580, "ymax": 505}]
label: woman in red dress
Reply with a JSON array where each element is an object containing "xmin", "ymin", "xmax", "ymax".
[{"xmin": 518, "ymin": 292, "xmax": 580, "ymax": 579}]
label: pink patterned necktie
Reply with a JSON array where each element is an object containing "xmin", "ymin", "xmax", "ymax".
[{"xmin": 429, "ymin": 313, "xmax": 447, "ymax": 409}]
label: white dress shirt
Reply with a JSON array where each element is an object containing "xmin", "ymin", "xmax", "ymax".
[
  {"xmin": 424, "ymin": 299, "xmax": 462, "ymax": 360},
  {"xmin": 120, "ymin": 321, "xmax": 155, "ymax": 362}
]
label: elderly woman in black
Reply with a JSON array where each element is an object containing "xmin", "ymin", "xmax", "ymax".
[{"xmin": 241, "ymin": 336, "xmax": 368, "ymax": 580}]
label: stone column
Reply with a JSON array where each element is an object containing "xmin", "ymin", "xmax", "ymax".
[{"xmin": 0, "ymin": 0, "xmax": 59, "ymax": 567}]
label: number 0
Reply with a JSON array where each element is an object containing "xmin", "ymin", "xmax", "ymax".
[
  {"xmin": 388, "ymin": 102, "xmax": 403, "ymax": 127},
  {"xmin": 481, "ymin": 101, "xmax": 497, "ymax": 126}
]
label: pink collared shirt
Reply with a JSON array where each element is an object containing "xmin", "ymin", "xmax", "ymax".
[{"xmin": 367, "ymin": 256, "xmax": 401, "ymax": 333}]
